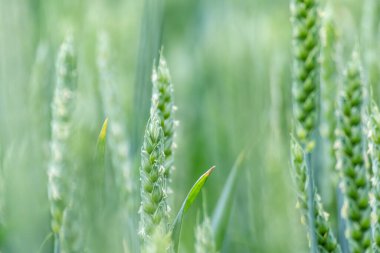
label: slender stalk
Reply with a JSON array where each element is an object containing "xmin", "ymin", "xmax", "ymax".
[
  {"xmin": 54, "ymin": 234, "xmax": 60, "ymax": 253},
  {"xmin": 0, "ymin": 151, "xmax": 5, "ymax": 252},
  {"xmin": 305, "ymin": 152, "xmax": 317, "ymax": 253}
]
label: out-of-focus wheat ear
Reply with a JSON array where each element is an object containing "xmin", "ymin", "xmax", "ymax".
[
  {"xmin": 152, "ymin": 51, "xmax": 176, "ymax": 197},
  {"xmin": 320, "ymin": 9, "xmax": 339, "ymax": 173},
  {"xmin": 336, "ymin": 51, "xmax": 372, "ymax": 253},
  {"xmin": 291, "ymin": 139, "xmax": 341, "ymax": 252},
  {"xmin": 195, "ymin": 215, "xmax": 218, "ymax": 253},
  {"xmin": 60, "ymin": 202, "xmax": 83, "ymax": 253},
  {"xmin": 368, "ymin": 102, "xmax": 380, "ymax": 252},
  {"xmin": 47, "ymin": 35, "xmax": 77, "ymax": 252},
  {"xmin": 291, "ymin": 0, "xmax": 320, "ymax": 151},
  {"xmin": 139, "ymin": 111, "xmax": 168, "ymax": 242}
]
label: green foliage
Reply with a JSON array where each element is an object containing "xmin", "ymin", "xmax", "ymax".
[
  {"xmin": 3, "ymin": 1, "xmax": 380, "ymax": 253},
  {"xmin": 171, "ymin": 166, "xmax": 215, "ymax": 253},
  {"xmin": 211, "ymin": 151, "xmax": 245, "ymax": 248}
]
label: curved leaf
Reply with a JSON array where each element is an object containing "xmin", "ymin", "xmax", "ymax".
[
  {"xmin": 211, "ymin": 151, "xmax": 245, "ymax": 247},
  {"xmin": 171, "ymin": 166, "xmax": 215, "ymax": 253}
]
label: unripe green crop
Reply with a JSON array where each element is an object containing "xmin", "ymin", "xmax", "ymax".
[
  {"xmin": 291, "ymin": 139, "xmax": 341, "ymax": 253},
  {"xmin": 336, "ymin": 52, "xmax": 371, "ymax": 253},
  {"xmin": 141, "ymin": 225, "xmax": 172, "ymax": 253},
  {"xmin": 139, "ymin": 112, "xmax": 168, "ymax": 240},
  {"xmin": 151, "ymin": 53, "xmax": 176, "ymax": 182},
  {"xmin": 291, "ymin": 0, "xmax": 320, "ymax": 149}
]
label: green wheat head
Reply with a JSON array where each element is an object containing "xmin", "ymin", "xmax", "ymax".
[
  {"xmin": 291, "ymin": 139, "xmax": 341, "ymax": 252},
  {"xmin": 141, "ymin": 225, "xmax": 172, "ymax": 253},
  {"xmin": 336, "ymin": 52, "xmax": 371, "ymax": 253},
  {"xmin": 139, "ymin": 111, "xmax": 169, "ymax": 240},
  {"xmin": 151, "ymin": 52, "xmax": 176, "ymax": 182},
  {"xmin": 291, "ymin": 0, "xmax": 320, "ymax": 150}
]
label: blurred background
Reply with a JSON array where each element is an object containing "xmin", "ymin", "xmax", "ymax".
[{"xmin": 0, "ymin": 0, "xmax": 376, "ymax": 252}]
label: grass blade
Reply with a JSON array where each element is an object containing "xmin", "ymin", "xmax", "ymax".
[
  {"xmin": 211, "ymin": 151, "xmax": 245, "ymax": 247},
  {"xmin": 171, "ymin": 166, "xmax": 215, "ymax": 253}
]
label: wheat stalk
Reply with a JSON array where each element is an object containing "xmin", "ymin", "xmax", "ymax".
[{"xmin": 0, "ymin": 150, "xmax": 4, "ymax": 250}]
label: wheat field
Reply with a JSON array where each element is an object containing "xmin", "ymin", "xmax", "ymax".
[{"xmin": 0, "ymin": 0, "xmax": 379, "ymax": 252}]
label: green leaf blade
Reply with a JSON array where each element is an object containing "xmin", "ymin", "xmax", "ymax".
[
  {"xmin": 211, "ymin": 151, "xmax": 245, "ymax": 247},
  {"xmin": 171, "ymin": 166, "xmax": 215, "ymax": 253}
]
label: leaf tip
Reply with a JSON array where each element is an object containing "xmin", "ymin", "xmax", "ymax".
[
  {"xmin": 206, "ymin": 166, "xmax": 216, "ymax": 176},
  {"xmin": 99, "ymin": 117, "xmax": 109, "ymax": 141}
]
